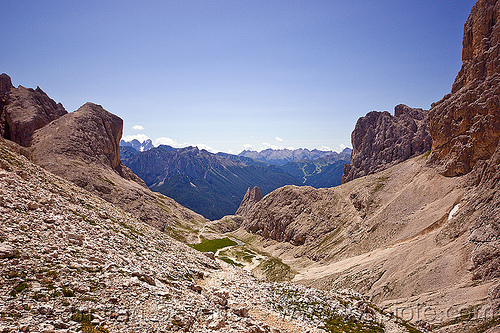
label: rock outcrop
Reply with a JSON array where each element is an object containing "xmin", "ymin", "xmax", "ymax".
[
  {"xmin": 235, "ymin": 186, "xmax": 263, "ymax": 216},
  {"xmin": 342, "ymin": 104, "xmax": 432, "ymax": 183},
  {"xmin": 242, "ymin": 185, "xmax": 331, "ymax": 246},
  {"xmin": 32, "ymin": 103, "xmax": 124, "ymax": 172},
  {"xmin": 0, "ymin": 73, "xmax": 12, "ymax": 93},
  {"xmin": 29, "ymin": 102, "xmax": 208, "ymax": 237},
  {"xmin": 428, "ymin": 0, "xmax": 500, "ymax": 176},
  {"xmin": 425, "ymin": 0, "xmax": 500, "ymax": 284},
  {"xmin": 0, "ymin": 73, "xmax": 67, "ymax": 147}
]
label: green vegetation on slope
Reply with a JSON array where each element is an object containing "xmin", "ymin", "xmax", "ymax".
[
  {"xmin": 255, "ymin": 257, "xmax": 296, "ymax": 282},
  {"xmin": 324, "ymin": 315, "xmax": 384, "ymax": 333},
  {"xmin": 190, "ymin": 237, "xmax": 237, "ymax": 253}
]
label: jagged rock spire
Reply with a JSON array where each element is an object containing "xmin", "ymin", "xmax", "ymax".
[{"xmin": 235, "ymin": 186, "xmax": 263, "ymax": 216}]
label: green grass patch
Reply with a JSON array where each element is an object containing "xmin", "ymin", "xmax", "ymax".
[
  {"xmin": 324, "ymin": 314, "xmax": 384, "ymax": 333},
  {"xmin": 372, "ymin": 176, "xmax": 390, "ymax": 193},
  {"xmin": 118, "ymin": 221, "xmax": 143, "ymax": 237},
  {"xmin": 220, "ymin": 246, "xmax": 257, "ymax": 263},
  {"xmin": 62, "ymin": 287, "xmax": 75, "ymax": 297},
  {"xmin": 71, "ymin": 310, "xmax": 110, "ymax": 333},
  {"xmin": 256, "ymin": 257, "xmax": 296, "ymax": 282},
  {"xmin": 98, "ymin": 176, "xmax": 115, "ymax": 186},
  {"xmin": 32, "ymin": 291, "xmax": 47, "ymax": 301},
  {"xmin": 217, "ymin": 256, "xmax": 244, "ymax": 267},
  {"xmin": 190, "ymin": 237, "xmax": 237, "ymax": 253}
]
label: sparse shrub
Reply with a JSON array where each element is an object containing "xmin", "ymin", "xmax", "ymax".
[
  {"xmin": 46, "ymin": 270, "xmax": 58, "ymax": 279},
  {"xmin": 257, "ymin": 257, "xmax": 296, "ymax": 282},
  {"xmin": 62, "ymin": 287, "xmax": 75, "ymax": 297},
  {"xmin": 33, "ymin": 291, "xmax": 47, "ymax": 301},
  {"xmin": 10, "ymin": 281, "xmax": 29, "ymax": 296},
  {"xmin": 71, "ymin": 311, "xmax": 92, "ymax": 323},
  {"xmin": 324, "ymin": 314, "xmax": 385, "ymax": 333}
]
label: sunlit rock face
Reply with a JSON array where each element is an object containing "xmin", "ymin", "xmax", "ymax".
[
  {"xmin": 0, "ymin": 73, "xmax": 67, "ymax": 147},
  {"xmin": 428, "ymin": 0, "xmax": 500, "ymax": 177},
  {"xmin": 342, "ymin": 104, "xmax": 431, "ymax": 183},
  {"xmin": 236, "ymin": 186, "xmax": 263, "ymax": 216}
]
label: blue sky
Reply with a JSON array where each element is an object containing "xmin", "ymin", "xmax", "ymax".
[{"xmin": 1, "ymin": 0, "xmax": 476, "ymax": 153}]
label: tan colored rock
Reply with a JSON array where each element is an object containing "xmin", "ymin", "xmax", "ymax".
[
  {"xmin": 206, "ymin": 312, "xmax": 226, "ymax": 330},
  {"xmin": 236, "ymin": 186, "xmax": 263, "ymax": 216},
  {"xmin": 0, "ymin": 243, "xmax": 16, "ymax": 259},
  {"xmin": 428, "ymin": 0, "xmax": 500, "ymax": 176},
  {"xmin": 343, "ymin": 104, "xmax": 431, "ymax": 183},
  {"xmin": 0, "ymin": 73, "xmax": 67, "ymax": 147}
]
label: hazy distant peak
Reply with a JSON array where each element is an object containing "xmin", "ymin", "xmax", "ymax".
[
  {"xmin": 120, "ymin": 138, "xmax": 154, "ymax": 152},
  {"xmin": 239, "ymin": 147, "xmax": 341, "ymax": 166}
]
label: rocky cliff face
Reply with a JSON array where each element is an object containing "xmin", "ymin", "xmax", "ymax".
[
  {"xmin": 428, "ymin": 0, "xmax": 500, "ymax": 177},
  {"xmin": 235, "ymin": 186, "xmax": 263, "ymax": 216},
  {"xmin": 425, "ymin": 0, "xmax": 500, "ymax": 284},
  {"xmin": 342, "ymin": 104, "xmax": 432, "ymax": 183},
  {"xmin": 0, "ymin": 73, "xmax": 67, "ymax": 147}
]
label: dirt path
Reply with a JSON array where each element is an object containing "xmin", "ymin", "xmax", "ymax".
[{"xmin": 200, "ymin": 263, "xmax": 326, "ymax": 333}]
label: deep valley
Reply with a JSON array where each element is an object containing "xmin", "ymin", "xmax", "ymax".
[{"xmin": 0, "ymin": 1, "xmax": 499, "ymax": 332}]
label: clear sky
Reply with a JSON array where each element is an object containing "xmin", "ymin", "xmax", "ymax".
[{"xmin": 1, "ymin": 0, "xmax": 476, "ymax": 153}]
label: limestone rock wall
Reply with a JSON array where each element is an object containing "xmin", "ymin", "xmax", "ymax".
[
  {"xmin": 428, "ymin": 0, "xmax": 500, "ymax": 176},
  {"xmin": 342, "ymin": 104, "xmax": 431, "ymax": 183}
]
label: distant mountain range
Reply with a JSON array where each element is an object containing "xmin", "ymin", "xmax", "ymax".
[
  {"xmin": 280, "ymin": 150, "xmax": 351, "ymax": 188},
  {"xmin": 239, "ymin": 148, "xmax": 349, "ymax": 166},
  {"xmin": 120, "ymin": 145, "xmax": 301, "ymax": 220},
  {"xmin": 120, "ymin": 138, "xmax": 154, "ymax": 152},
  {"xmin": 120, "ymin": 145, "xmax": 351, "ymax": 219}
]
